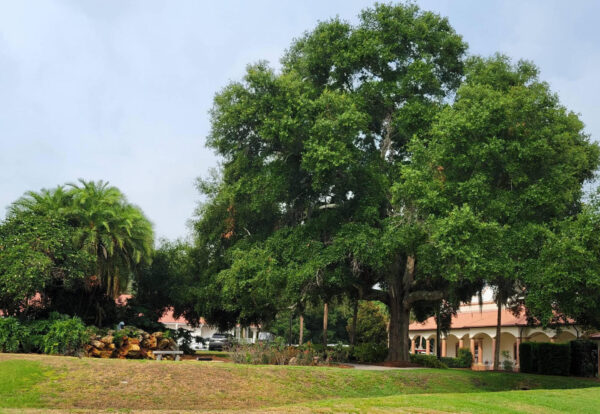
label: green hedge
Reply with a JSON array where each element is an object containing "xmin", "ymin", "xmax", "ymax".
[
  {"xmin": 410, "ymin": 353, "xmax": 448, "ymax": 369},
  {"xmin": 0, "ymin": 313, "xmax": 88, "ymax": 356},
  {"xmin": 570, "ymin": 340, "xmax": 598, "ymax": 377},
  {"xmin": 519, "ymin": 342, "xmax": 570, "ymax": 376},
  {"xmin": 441, "ymin": 348, "xmax": 473, "ymax": 368},
  {"xmin": 352, "ymin": 343, "xmax": 387, "ymax": 363}
]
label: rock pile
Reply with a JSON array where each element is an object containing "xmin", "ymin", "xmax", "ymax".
[{"xmin": 84, "ymin": 329, "xmax": 177, "ymax": 359}]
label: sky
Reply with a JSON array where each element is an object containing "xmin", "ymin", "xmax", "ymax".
[{"xmin": 1, "ymin": 0, "xmax": 599, "ymax": 241}]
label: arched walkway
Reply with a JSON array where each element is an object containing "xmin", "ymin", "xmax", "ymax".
[
  {"xmin": 445, "ymin": 334, "xmax": 460, "ymax": 358},
  {"xmin": 471, "ymin": 333, "xmax": 493, "ymax": 367},
  {"xmin": 528, "ymin": 332, "xmax": 551, "ymax": 342},
  {"xmin": 553, "ymin": 331, "xmax": 576, "ymax": 343}
]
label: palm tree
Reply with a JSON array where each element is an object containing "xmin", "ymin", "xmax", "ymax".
[
  {"xmin": 12, "ymin": 180, "xmax": 154, "ymax": 300},
  {"xmin": 67, "ymin": 179, "xmax": 154, "ymax": 299}
]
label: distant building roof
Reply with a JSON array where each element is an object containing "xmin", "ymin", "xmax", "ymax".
[{"xmin": 409, "ymin": 308, "xmax": 529, "ymax": 331}]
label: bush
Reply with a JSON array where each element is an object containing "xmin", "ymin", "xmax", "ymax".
[
  {"xmin": 537, "ymin": 342, "xmax": 570, "ymax": 376},
  {"xmin": 410, "ymin": 353, "xmax": 448, "ymax": 369},
  {"xmin": 231, "ymin": 340, "xmax": 299, "ymax": 365},
  {"xmin": 519, "ymin": 342, "xmax": 537, "ymax": 373},
  {"xmin": 520, "ymin": 342, "xmax": 570, "ymax": 376},
  {"xmin": 441, "ymin": 348, "xmax": 473, "ymax": 368},
  {"xmin": 570, "ymin": 340, "xmax": 598, "ymax": 377},
  {"xmin": 0, "ymin": 317, "xmax": 22, "ymax": 352},
  {"xmin": 327, "ymin": 342, "xmax": 350, "ymax": 363},
  {"xmin": 42, "ymin": 316, "xmax": 88, "ymax": 356},
  {"xmin": 20, "ymin": 318, "xmax": 53, "ymax": 353},
  {"xmin": 352, "ymin": 342, "xmax": 387, "ymax": 363}
]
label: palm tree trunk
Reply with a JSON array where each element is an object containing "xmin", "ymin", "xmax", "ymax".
[
  {"xmin": 322, "ymin": 302, "xmax": 328, "ymax": 348},
  {"xmin": 299, "ymin": 314, "xmax": 304, "ymax": 345},
  {"xmin": 494, "ymin": 296, "xmax": 502, "ymax": 370},
  {"xmin": 350, "ymin": 299, "xmax": 359, "ymax": 346}
]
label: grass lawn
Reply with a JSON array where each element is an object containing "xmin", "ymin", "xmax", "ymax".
[{"xmin": 0, "ymin": 353, "xmax": 598, "ymax": 413}]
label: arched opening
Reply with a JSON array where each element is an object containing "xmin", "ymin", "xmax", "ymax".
[
  {"xmin": 498, "ymin": 332, "xmax": 517, "ymax": 370},
  {"xmin": 446, "ymin": 334, "xmax": 459, "ymax": 358},
  {"xmin": 471, "ymin": 333, "xmax": 493, "ymax": 366},
  {"xmin": 528, "ymin": 332, "xmax": 551, "ymax": 343},
  {"xmin": 412, "ymin": 335, "xmax": 427, "ymax": 353},
  {"xmin": 426, "ymin": 334, "xmax": 436, "ymax": 356},
  {"xmin": 553, "ymin": 331, "xmax": 576, "ymax": 343}
]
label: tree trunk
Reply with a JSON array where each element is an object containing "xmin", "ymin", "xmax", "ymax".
[
  {"xmin": 435, "ymin": 309, "xmax": 441, "ymax": 360},
  {"xmin": 494, "ymin": 297, "xmax": 502, "ymax": 370},
  {"xmin": 289, "ymin": 312, "xmax": 293, "ymax": 346},
  {"xmin": 349, "ymin": 299, "xmax": 359, "ymax": 346},
  {"xmin": 322, "ymin": 302, "xmax": 328, "ymax": 348},
  {"xmin": 387, "ymin": 274, "xmax": 410, "ymax": 361},
  {"xmin": 299, "ymin": 314, "xmax": 304, "ymax": 345}
]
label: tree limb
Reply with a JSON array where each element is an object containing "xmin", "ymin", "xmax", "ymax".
[{"xmin": 403, "ymin": 290, "xmax": 444, "ymax": 310}]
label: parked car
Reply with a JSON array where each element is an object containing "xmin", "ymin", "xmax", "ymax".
[
  {"xmin": 208, "ymin": 333, "xmax": 234, "ymax": 351},
  {"xmin": 257, "ymin": 332, "xmax": 275, "ymax": 343}
]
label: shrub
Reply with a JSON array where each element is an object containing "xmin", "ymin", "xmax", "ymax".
[
  {"xmin": 42, "ymin": 316, "xmax": 88, "ymax": 356},
  {"xmin": 501, "ymin": 350, "xmax": 514, "ymax": 371},
  {"xmin": 347, "ymin": 301, "xmax": 389, "ymax": 345},
  {"xmin": 352, "ymin": 342, "xmax": 387, "ymax": 363},
  {"xmin": 536, "ymin": 342, "xmax": 570, "ymax": 376},
  {"xmin": 570, "ymin": 340, "xmax": 598, "ymax": 377},
  {"xmin": 327, "ymin": 342, "xmax": 350, "ymax": 363},
  {"xmin": 519, "ymin": 342, "xmax": 537, "ymax": 373},
  {"xmin": 172, "ymin": 328, "xmax": 194, "ymax": 354},
  {"xmin": 410, "ymin": 353, "xmax": 448, "ymax": 369},
  {"xmin": 231, "ymin": 341, "xmax": 299, "ymax": 365},
  {"xmin": 442, "ymin": 348, "xmax": 474, "ymax": 368},
  {"xmin": 520, "ymin": 342, "xmax": 570, "ymax": 376},
  {"xmin": 0, "ymin": 317, "xmax": 22, "ymax": 353},
  {"xmin": 20, "ymin": 319, "xmax": 53, "ymax": 353}
]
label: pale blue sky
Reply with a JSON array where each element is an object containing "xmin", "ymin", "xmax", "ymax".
[{"xmin": 1, "ymin": 1, "xmax": 598, "ymax": 240}]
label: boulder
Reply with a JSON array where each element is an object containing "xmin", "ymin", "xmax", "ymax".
[
  {"xmin": 100, "ymin": 335, "xmax": 114, "ymax": 345},
  {"xmin": 91, "ymin": 340, "xmax": 105, "ymax": 349},
  {"xmin": 99, "ymin": 350, "xmax": 113, "ymax": 359}
]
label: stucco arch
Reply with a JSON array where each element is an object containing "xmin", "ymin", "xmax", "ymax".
[
  {"xmin": 553, "ymin": 331, "xmax": 576, "ymax": 343},
  {"xmin": 528, "ymin": 331, "xmax": 551, "ymax": 342},
  {"xmin": 471, "ymin": 332, "xmax": 494, "ymax": 366},
  {"xmin": 445, "ymin": 334, "xmax": 460, "ymax": 358}
]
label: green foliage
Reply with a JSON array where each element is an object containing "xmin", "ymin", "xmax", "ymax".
[
  {"xmin": 526, "ymin": 197, "xmax": 600, "ymax": 328},
  {"xmin": 130, "ymin": 240, "xmax": 193, "ymax": 329},
  {"xmin": 441, "ymin": 348, "xmax": 473, "ymax": 368},
  {"xmin": 231, "ymin": 339, "xmax": 310, "ymax": 365},
  {"xmin": 348, "ymin": 301, "xmax": 388, "ymax": 345},
  {"xmin": 42, "ymin": 316, "xmax": 88, "ymax": 356},
  {"xmin": 171, "ymin": 328, "xmax": 195, "ymax": 355},
  {"xmin": 1, "ymin": 180, "xmax": 154, "ymax": 326},
  {"xmin": 352, "ymin": 343, "xmax": 388, "ymax": 363},
  {"xmin": 570, "ymin": 340, "xmax": 598, "ymax": 378},
  {"xmin": 501, "ymin": 350, "xmax": 514, "ymax": 371},
  {"xmin": 519, "ymin": 342, "xmax": 537, "ymax": 374},
  {"xmin": 190, "ymin": 1, "xmax": 471, "ymax": 361},
  {"xmin": 0, "ymin": 210, "xmax": 94, "ymax": 317},
  {"xmin": 519, "ymin": 342, "xmax": 571, "ymax": 376},
  {"xmin": 410, "ymin": 353, "xmax": 448, "ymax": 369},
  {"xmin": 0, "ymin": 317, "xmax": 22, "ymax": 352}
]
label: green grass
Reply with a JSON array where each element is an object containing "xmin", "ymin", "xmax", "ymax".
[
  {"xmin": 194, "ymin": 349, "xmax": 231, "ymax": 358},
  {"xmin": 0, "ymin": 354, "xmax": 598, "ymax": 413},
  {"xmin": 291, "ymin": 387, "xmax": 600, "ymax": 413},
  {"xmin": 0, "ymin": 360, "xmax": 51, "ymax": 409}
]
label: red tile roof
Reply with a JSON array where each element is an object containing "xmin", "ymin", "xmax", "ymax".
[{"xmin": 409, "ymin": 308, "xmax": 528, "ymax": 331}]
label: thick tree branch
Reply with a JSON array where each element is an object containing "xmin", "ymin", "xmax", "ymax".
[
  {"xmin": 403, "ymin": 290, "xmax": 444, "ymax": 310},
  {"xmin": 364, "ymin": 288, "xmax": 389, "ymax": 305}
]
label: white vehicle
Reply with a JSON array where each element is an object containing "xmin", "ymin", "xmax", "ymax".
[{"xmin": 257, "ymin": 332, "xmax": 275, "ymax": 342}]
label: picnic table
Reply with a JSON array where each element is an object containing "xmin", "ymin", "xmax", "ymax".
[{"xmin": 153, "ymin": 350, "xmax": 184, "ymax": 361}]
